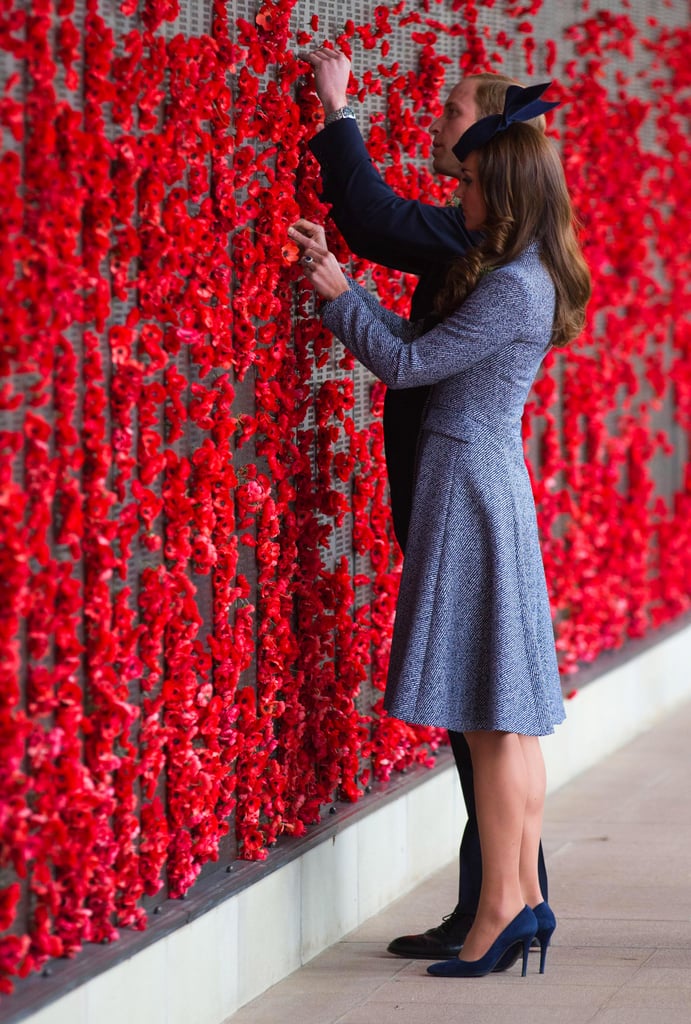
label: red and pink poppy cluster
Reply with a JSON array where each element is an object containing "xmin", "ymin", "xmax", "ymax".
[{"xmin": 0, "ymin": 0, "xmax": 689, "ymax": 996}]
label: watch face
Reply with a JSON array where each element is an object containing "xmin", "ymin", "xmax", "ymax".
[{"xmin": 325, "ymin": 107, "xmax": 356, "ymax": 127}]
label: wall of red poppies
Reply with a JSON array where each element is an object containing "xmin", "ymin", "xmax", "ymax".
[{"xmin": 0, "ymin": 0, "xmax": 690, "ymax": 997}]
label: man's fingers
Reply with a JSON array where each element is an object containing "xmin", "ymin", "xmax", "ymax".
[
  {"xmin": 311, "ymin": 46, "xmax": 342, "ymax": 59},
  {"xmin": 302, "ymin": 46, "xmax": 349, "ymax": 64}
]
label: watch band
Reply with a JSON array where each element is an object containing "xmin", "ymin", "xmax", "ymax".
[{"xmin": 324, "ymin": 105, "xmax": 356, "ymax": 127}]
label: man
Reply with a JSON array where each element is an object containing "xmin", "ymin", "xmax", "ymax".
[{"xmin": 304, "ymin": 46, "xmax": 549, "ymax": 961}]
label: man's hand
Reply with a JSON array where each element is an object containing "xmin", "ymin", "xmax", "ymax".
[{"xmin": 306, "ymin": 47, "xmax": 351, "ymax": 115}]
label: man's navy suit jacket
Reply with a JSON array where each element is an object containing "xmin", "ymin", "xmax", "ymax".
[{"xmin": 309, "ymin": 119, "xmax": 477, "ymax": 550}]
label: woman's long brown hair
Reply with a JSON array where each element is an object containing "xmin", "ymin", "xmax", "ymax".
[{"xmin": 435, "ymin": 123, "xmax": 591, "ymax": 347}]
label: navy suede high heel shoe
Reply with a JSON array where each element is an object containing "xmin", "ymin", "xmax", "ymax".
[
  {"xmin": 427, "ymin": 906, "xmax": 538, "ymax": 978},
  {"xmin": 532, "ymin": 901, "xmax": 556, "ymax": 974}
]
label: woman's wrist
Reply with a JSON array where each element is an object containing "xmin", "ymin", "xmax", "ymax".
[{"xmin": 321, "ymin": 282, "xmax": 350, "ymax": 303}]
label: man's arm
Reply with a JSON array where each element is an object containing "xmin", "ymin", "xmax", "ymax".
[{"xmin": 306, "ymin": 49, "xmax": 475, "ymax": 274}]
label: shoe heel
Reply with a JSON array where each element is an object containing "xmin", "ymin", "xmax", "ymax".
[
  {"xmin": 520, "ymin": 937, "xmax": 533, "ymax": 977},
  {"xmin": 538, "ymin": 937, "xmax": 550, "ymax": 974},
  {"xmin": 533, "ymin": 901, "xmax": 556, "ymax": 975}
]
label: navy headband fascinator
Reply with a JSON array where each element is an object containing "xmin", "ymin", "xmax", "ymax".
[{"xmin": 452, "ymin": 81, "xmax": 559, "ymax": 162}]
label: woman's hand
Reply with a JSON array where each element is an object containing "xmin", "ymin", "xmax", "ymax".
[{"xmin": 289, "ymin": 219, "xmax": 350, "ymax": 302}]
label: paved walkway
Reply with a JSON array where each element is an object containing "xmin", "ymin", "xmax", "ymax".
[{"xmin": 227, "ymin": 699, "xmax": 691, "ymax": 1024}]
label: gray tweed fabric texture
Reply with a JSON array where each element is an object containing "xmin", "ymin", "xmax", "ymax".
[{"xmin": 322, "ymin": 243, "xmax": 565, "ymax": 736}]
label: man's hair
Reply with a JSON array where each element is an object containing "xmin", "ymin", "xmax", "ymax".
[
  {"xmin": 468, "ymin": 72, "xmax": 547, "ymax": 134},
  {"xmin": 435, "ymin": 123, "xmax": 591, "ymax": 347}
]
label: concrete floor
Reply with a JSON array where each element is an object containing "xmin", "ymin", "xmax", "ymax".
[{"xmin": 227, "ymin": 699, "xmax": 691, "ymax": 1024}]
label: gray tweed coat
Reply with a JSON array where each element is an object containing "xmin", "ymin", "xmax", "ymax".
[{"xmin": 322, "ymin": 242, "xmax": 565, "ymax": 736}]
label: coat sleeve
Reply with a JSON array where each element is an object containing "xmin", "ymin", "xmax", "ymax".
[
  {"xmin": 309, "ymin": 119, "xmax": 476, "ymax": 275},
  {"xmin": 322, "ymin": 271, "xmax": 531, "ymax": 388},
  {"xmin": 341, "ymin": 277, "xmax": 419, "ymax": 341}
]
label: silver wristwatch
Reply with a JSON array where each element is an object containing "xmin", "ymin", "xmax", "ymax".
[{"xmin": 324, "ymin": 105, "xmax": 356, "ymax": 127}]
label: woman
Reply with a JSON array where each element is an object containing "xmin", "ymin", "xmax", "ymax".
[{"xmin": 289, "ymin": 84, "xmax": 591, "ymax": 978}]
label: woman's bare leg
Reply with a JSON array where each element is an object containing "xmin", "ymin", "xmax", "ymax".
[
  {"xmin": 518, "ymin": 734, "xmax": 546, "ymax": 909},
  {"xmin": 459, "ymin": 730, "xmax": 527, "ymax": 962}
]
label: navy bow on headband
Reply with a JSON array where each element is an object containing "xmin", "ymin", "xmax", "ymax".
[{"xmin": 452, "ymin": 81, "xmax": 559, "ymax": 162}]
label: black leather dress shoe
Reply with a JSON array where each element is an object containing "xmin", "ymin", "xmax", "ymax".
[{"xmin": 387, "ymin": 906, "xmax": 474, "ymax": 959}]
